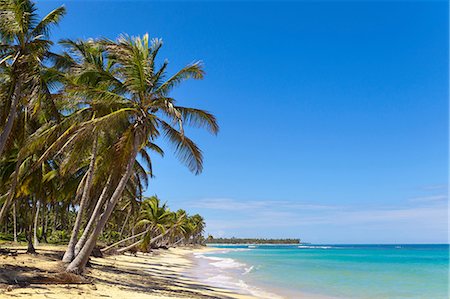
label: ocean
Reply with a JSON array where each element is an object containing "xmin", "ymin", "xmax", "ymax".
[{"xmin": 190, "ymin": 244, "xmax": 449, "ymax": 299}]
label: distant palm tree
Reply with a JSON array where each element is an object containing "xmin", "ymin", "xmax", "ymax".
[
  {"xmin": 101, "ymin": 196, "xmax": 172, "ymax": 253},
  {"xmin": 114, "ymin": 196, "xmax": 173, "ymax": 253},
  {"xmin": 138, "ymin": 196, "xmax": 170, "ymax": 226},
  {"xmin": 188, "ymin": 214, "xmax": 206, "ymax": 244},
  {"xmin": 167, "ymin": 209, "xmax": 188, "ymax": 246}
]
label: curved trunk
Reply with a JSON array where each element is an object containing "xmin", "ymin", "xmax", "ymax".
[
  {"xmin": 33, "ymin": 201, "xmax": 40, "ymax": 247},
  {"xmin": 41, "ymin": 204, "xmax": 48, "ymax": 242},
  {"xmin": 66, "ymin": 137, "xmax": 139, "ymax": 274},
  {"xmin": 101, "ymin": 227, "xmax": 149, "ymax": 253},
  {"xmin": 63, "ymin": 135, "xmax": 98, "ymax": 263},
  {"xmin": 13, "ymin": 201, "xmax": 17, "ymax": 243},
  {"xmin": 173, "ymin": 237, "xmax": 185, "ymax": 246},
  {"xmin": 0, "ymin": 78, "xmax": 22, "ymax": 157},
  {"xmin": 115, "ymin": 237, "xmax": 143, "ymax": 254},
  {"xmin": 0, "ymin": 156, "xmax": 22, "ymax": 223},
  {"xmin": 119, "ymin": 208, "xmax": 131, "ymax": 239},
  {"xmin": 116, "ymin": 226, "xmax": 174, "ymax": 254},
  {"xmin": 74, "ymin": 173, "xmax": 112, "ymax": 256}
]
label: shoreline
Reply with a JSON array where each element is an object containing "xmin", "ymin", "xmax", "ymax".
[
  {"xmin": 0, "ymin": 244, "xmax": 258, "ymax": 299},
  {"xmin": 2, "ymin": 244, "xmax": 446, "ymax": 298},
  {"xmin": 195, "ymin": 246, "xmax": 336, "ymax": 299},
  {"xmin": 187, "ymin": 247, "xmax": 285, "ymax": 299},
  {"xmin": 0, "ymin": 244, "xmax": 337, "ymax": 299}
]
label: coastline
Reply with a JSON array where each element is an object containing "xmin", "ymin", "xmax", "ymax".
[
  {"xmin": 0, "ymin": 245, "xmax": 258, "ymax": 299},
  {"xmin": 198, "ymin": 244, "xmax": 449, "ymax": 299},
  {"xmin": 187, "ymin": 247, "xmax": 285, "ymax": 299},
  {"xmin": 193, "ymin": 246, "xmax": 336, "ymax": 299},
  {"xmin": 2, "ymin": 244, "xmax": 447, "ymax": 298}
]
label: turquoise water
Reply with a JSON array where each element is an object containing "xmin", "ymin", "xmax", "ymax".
[{"xmin": 195, "ymin": 244, "xmax": 449, "ymax": 299}]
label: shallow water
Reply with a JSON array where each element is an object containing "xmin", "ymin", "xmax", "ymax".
[{"xmin": 192, "ymin": 244, "xmax": 449, "ymax": 299}]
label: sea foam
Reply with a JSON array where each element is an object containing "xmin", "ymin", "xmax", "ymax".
[{"xmin": 192, "ymin": 250, "xmax": 283, "ymax": 299}]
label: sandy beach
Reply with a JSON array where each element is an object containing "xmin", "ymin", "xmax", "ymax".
[{"xmin": 0, "ymin": 245, "xmax": 258, "ymax": 299}]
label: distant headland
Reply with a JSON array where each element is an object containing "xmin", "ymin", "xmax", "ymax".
[{"xmin": 205, "ymin": 236, "xmax": 301, "ymax": 244}]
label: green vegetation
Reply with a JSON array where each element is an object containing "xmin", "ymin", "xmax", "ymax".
[
  {"xmin": 206, "ymin": 237, "xmax": 301, "ymax": 244},
  {"xmin": 0, "ymin": 0, "xmax": 217, "ymax": 274}
]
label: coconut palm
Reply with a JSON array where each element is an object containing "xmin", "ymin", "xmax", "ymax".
[
  {"xmin": 0, "ymin": 0, "xmax": 66, "ymax": 156},
  {"xmin": 56, "ymin": 39, "xmax": 112, "ymax": 263},
  {"xmin": 188, "ymin": 214, "xmax": 206, "ymax": 245},
  {"xmin": 0, "ymin": 2, "xmax": 215, "ymax": 275},
  {"xmin": 101, "ymin": 196, "xmax": 170, "ymax": 253},
  {"xmin": 116, "ymin": 200, "xmax": 188, "ymax": 253},
  {"xmin": 65, "ymin": 34, "xmax": 218, "ymax": 274},
  {"xmin": 0, "ymin": 1, "xmax": 66, "ymax": 224},
  {"xmin": 167, "ymin": 209, "xmax": 188, "ymax": 246}
]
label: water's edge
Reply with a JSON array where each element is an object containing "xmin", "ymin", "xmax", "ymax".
[
  {"xmin": 187, "ymin": 247, "xmax": 333, "ymax": 299},
  {"xmin": 185, "ymin": 244, "xmax": 449, "ymax": 299}
]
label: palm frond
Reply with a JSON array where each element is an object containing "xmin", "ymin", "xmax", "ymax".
[
  {"xmin": 156, "ymin": 61, "xmax": 204, "ymax": 95},
  {"xmin": 160, "ymin": 120, "xmax": 203, "ymax": 175},
  {"xmin": 31, "ymin": 5, "xmax": 66, "ymax": 37}
]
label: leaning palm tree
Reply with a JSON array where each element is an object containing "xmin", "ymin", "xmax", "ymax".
[
  {"xmin": 101, "ymin": 196, "xmax": 171, "ymax": 253},
  {"xmin": 0, "ymin": 1, "xmax": 66, "ymax": 225},
  {"xmin": 188, "ymin": 214, "xmax": 206, "ymax": 245},
  {"xmin": 65, "ymin": 34, "xmax": 218, "ymax": 274},
  {"xmin": 167, "ymin": 209, "xmax": 188, "ymax": 247},
  {"xmin": 57, "ymin": 39, "xmax": 115, "ymax": 263},
  {"xmin": 0, "ymin": 0, "xmax": 66, "ymax": 156},
  {"xmin": 117, "ymin": 202, "xmax": 188, "ymax": 253}
]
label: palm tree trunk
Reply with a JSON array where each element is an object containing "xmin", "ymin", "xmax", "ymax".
[
  {"xmin": 41, "ymin": 204, "xmax": 48, "ymax": 242},
  {"xmin": 115, "ymin": 237, "xmax": 143, "ymax": 254},
  {"xmin": 52, "ymin": 203, "xmax": 57, "ymax": 232},
  {"xmin": 173, "ymin": 237, "xmax": 185, "ymax": 246},
  {"xmin": 67, "ymin": 137, "xmax": 139, "ymax": 274},
  {"xmin": 26, "ymin": 224, "xmax": 36, "ymax": 254},
  {"xmin": 119, "ymin": 208, "xmax": 131, "ymax": 239},
  {"xmin": 33, "ymin": 200, "xmax": 40, "ymax": 248},
  {"xmin": 101, "ymin": 227, "xmax": 149, "ymax": 253},
  {"xmin": 74, "ymin": 173, "xmax": 112, "ymax": 256},
  {"xmin": 116, "ymin": 226, "xmax": 174, "ymax": 254},
  {"xmin": 0, "ymin": 156, "xmax": 21, "ymax": 223},
  {"xmin": 0, "ymin": 79, "xmax": 22, "ymax": 157},
  {"xmin": 13, "ymin": 201, "xmax": 17, "ymax": 243},
  {"xmin": 63, "ymin": 135, "xmax": 98, "ymax": 263}
]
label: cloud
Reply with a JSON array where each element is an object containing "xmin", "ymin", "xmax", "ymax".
[
  {"xmin": 204, "ymin": 203, "xmax": 447, "ymax": 227},
  {"xmin": 188, "ymin": 198, "xmax": 268, "ymax": 211},
  {"xmin": 326, "ymin": 205, "xmax": 447, "ymax": 225},
  {"xmin": 409, "ymin": 194, "xmax": 447, "ymax": 203},
  {"xmin": 188, "ymin": 198, "xmax": 338, "ymax": 211},
  {"xmin": 420, "ymin": 184, "xmax": 448, "ymax": 191},
  {"xmin": 191, "ymin": 195, "xmax": 448, "ymax": 241}
]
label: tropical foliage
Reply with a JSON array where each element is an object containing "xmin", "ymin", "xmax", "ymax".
[{"xmin": 0, "ymin": 0, "xmax": 216, "ymax": 274}]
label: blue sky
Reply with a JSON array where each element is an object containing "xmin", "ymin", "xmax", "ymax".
[{"xmin": 41, "ymin": 1, "xmax": 448, "ymax": 243}]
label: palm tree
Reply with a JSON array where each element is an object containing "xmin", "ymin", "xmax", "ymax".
[
  {"xmin": 57, "ymin": 39, "xmax": 110, "ymax": 263},
  {"xmin": 66, "ymin": 34, "xmax": 218, "ymax": 274},
  {"xmin": 188, "ymin": 214, "xmax": 206, "ymax": 245},
  {"xmin": 115, "ymin": 200, "xmax": 188, "ymax": 253},
  {"xmin": 101, "ymin": 196, "xmax": 170, "ymax": 253},
  {"xmin": 167, "ymin": 209, "xmax": 188, "ymax": 247},
  {"xmin": 0, "ymin": 1, "xmax": 66, "ymax": 225},
  {"xmin": 0, "ymin": 0, "xmax": 66, "ymax": 156}
]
